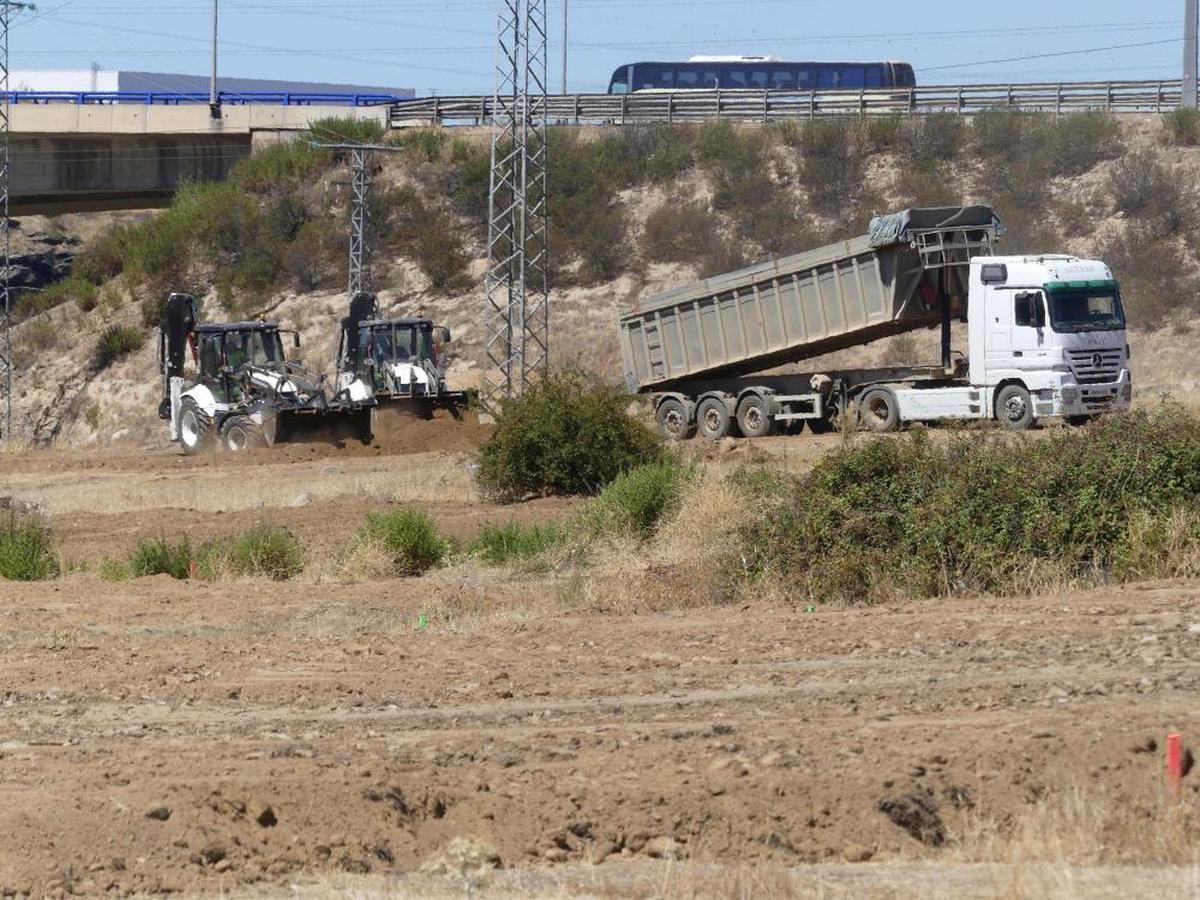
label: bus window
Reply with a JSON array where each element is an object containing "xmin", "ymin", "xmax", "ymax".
[
  {"xmin": 728, "ymin": 68, "xmax": 750, "ymax": 88},
  {"xmin": 893, "ymin": 63, "xmax": 916, "ymax": 87},
  {"xmin": 609, "ymin": 66, "xmax": 629, "ymax": 94},
  {"xmin": 676, "ymin": 69, "xmax": 700, "ymax": 88},
  {"xmin": 748, "ymin": 68, "xmax": 770, "ymax": 89},
  {"xmin": 770, "ymin": 68, "xmax": 796, "ymax": 90},
  {"xmin": 796, "ymin": 66, "xmax": 814, "ymax": 90}
]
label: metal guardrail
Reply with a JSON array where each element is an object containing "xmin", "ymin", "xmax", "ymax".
[
  {"xmin": 390, "ymin": 79, "xmax": 1184, "ymax": 126},
  {"xmin": 5, "ymin": 90, "xmax": 408, "ymax": 107}
]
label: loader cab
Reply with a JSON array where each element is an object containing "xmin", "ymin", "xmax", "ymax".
[
  {"xmin": 195, "ymin": 323, "xmax": 296, "ymax": 399},
  {"xmin": 342, "ymin": 318, "xmax": 449, "ymax": 378}
]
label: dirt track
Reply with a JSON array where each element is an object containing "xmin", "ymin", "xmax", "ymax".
[{"xmin": 2, "ymin": 437, "xmax": 1200, "ymax": 898}]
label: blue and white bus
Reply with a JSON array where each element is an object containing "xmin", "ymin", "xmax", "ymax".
[{"xmin": 607, "ymin": 56, "xmax": 916, "ymax": 93}]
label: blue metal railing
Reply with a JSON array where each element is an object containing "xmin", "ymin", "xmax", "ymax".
[{"xmin": 4, "ymin": 90, "xmax": 409, "ymax": 107}]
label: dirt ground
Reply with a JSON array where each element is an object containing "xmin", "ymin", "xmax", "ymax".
[{"xmin": 2, "ymin": 434, "xmax": 1200, "ymax": 899}]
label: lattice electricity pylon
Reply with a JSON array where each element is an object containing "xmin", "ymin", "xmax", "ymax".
[
  {"xmin": 482, "ymin": 0, "xmax": 549, "ymax": 412},
  {"xmin": 0, "ymin": 1, "xmax": 34, "ymax": 446},
  {"xmin": 348, "ymin": 146, "xmax": 372, "ymax": 297}
]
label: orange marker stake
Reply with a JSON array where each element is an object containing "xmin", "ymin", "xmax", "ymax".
[{"xmin": 1166, "ymin": 732, "xmax": 1184, "ymax": 800}]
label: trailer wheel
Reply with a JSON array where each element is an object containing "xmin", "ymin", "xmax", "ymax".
[
  {"xmin": 656, "ymin": 398, "xmax": 694, "ymax": 441},
  {"xmin": 220, "ymin": 415, "xmax": 267, "ymax": 451},
  {"xmin": 1065, "ymin": 414, "xmax": 1093, "ymax": 427},
  {"xmin": 696, "ymin": 397, "xmax": 732, "ymax": 440},
  {"xmin": 736, "ymin": 394, "xmax": 774, "ymax": 439},
  {"xmin": 995, "ymin": 385, "xmax": 1035, "ymax": 431},
  {"xmin": 807, "ymin": 415, "xmax": 834, "ymax": 435},
  {"xmin": 178, "ymin": 398, "xmax": 214, "ymax": 456},
  {"xmin": 859, "ymin": 388, "xmax": 900, "ymax": 433}
]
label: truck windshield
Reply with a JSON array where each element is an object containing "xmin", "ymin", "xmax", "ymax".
[
  {"xmin": 226, "ymin": 330, "xmax": 284, "ymax": 369},
  {"xmin": 1047, "ymin": 289, "xmax": 1125, "ymax": 333}
]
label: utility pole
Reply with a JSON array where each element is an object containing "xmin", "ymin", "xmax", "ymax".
[
  {"xmin": 0, "ymin": 1, "xmax": 34, "ymax": 447},
  {"xmin": 483, "ymin": 0, "xmax": 549, "ymax": 412},
  {"xmin": 210, "ymin": 0, "xmax": 221, "ymax": 119},
  {"xmin": 1186, "ymin": 0, "xmax": 1198, "ymax": 109},
  {"xmin": 561, "ymin": 0, "xmax": 567, "ymax": 95}
]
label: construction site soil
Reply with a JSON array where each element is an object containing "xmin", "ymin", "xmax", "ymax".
[{"xmin": 2, "ymin": 433, "xmax": 1199, "ymax": 898}]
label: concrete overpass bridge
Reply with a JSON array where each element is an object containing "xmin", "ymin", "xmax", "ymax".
[{"xmin": 9, "ymin": 96, "xmax": 391, "ymax": 215}]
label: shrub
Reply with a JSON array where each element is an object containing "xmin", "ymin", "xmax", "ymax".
[
  {"xmin": 1108, "ymin": 149, "xmax": 1193, "ymax": 233},
  {"xmin": 389, "ymin": 128, "xmax": 449, "ymax": 163},
  {"xmin": 230, "ymin": 140, "xmax": 331, "ymax": 193},
  {"xmin": 470, "ymin": 521, "xmax": 565, "ymax": 565},
  {"xmin": 580, "ymin": 459, "xmax": 692, "ymax": 539},
  {"xmin": 477, "ymin": 370, "xmax": 664, "ymax": 500},
  {"xmin": 897, "ymin": 113, "xmax": 966, "ymax": 171},
  {"xmin": 95, "ymin": 324, "xmax": 145, "ymax": 368},
  {"xmin": 1162, "ymin": 108, "xmax": 1200, "ymax": 147},
  {"xmin": 309, "ymin": 116, "xmax": 385, "ymax": 146},
  {"xmin": 1098, "ymin": 224, "xmax": 1195, "ymax": 328},
  {"xmin": 360, "ymin": 508, "xmax": 449, "ymax": 576},
  {"xmin": 0, "ymin": 520, "xmax": 59, "ymax": 581},
  {"xmin": 206, "ymin": 527, "xmax": 305, "ymax": 580},
  {"xmin": 130, "ymin": 536, "xmax": 193, "ymax": 579},
  {"xmin": 22, "ymin": 316, "xmax": 58, "ymax": 352},
  {"xmin": 793, "ymin": 119, "xmax": 864, "ymax": 214},
  {"xmin": 642, "ymin": 202, "xmax": 718, "ymax": 266},
  {"xmin": 698, "ymin": 238, "xmax": 750, "ymax": 279},
  {"xmin": 34, "ymin": 276, "xmax": 98, "ymax": 314},
  {"xmin": 1041, "ymin": 112, "xmax": 1123, "ymax": 176},
  {"xmin": 746, "ymin": 407, "xmax": 1200, "ymax": 604}
]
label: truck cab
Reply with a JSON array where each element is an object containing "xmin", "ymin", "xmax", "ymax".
[{"xmin": 967, "ymin": 256, "xmax": 1132, "ymax": 425}]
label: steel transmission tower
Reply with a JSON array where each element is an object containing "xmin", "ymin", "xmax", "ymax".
[
  {"xmin": 483, "ymin": 0, "xmax": 549, "ymax": 412},
  {"xmin": 1186, "ymin": 0, "xmax": 1198, "ymax": 109},
  {"xmin": 0, "ymin": 1, "xmax": 33, "ymax": 446},
  {"xmin": 348, "ymin": 146, "xmax": 373, "ymax": 297}
]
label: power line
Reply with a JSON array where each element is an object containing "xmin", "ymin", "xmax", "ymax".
[{"xmin": 922, "ymin": 37, "xmax": 1184, "ymax": 73}]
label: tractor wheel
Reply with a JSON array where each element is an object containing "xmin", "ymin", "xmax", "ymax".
[
  {"xmin": 220, "ymin": 415, "xmax": 267, "ymax": 451},
  {"xmin": 995, "ymin": 385, "xmax": 1036, "ymax": 431},
  {"xmin": 696, "ymin": 397, "xmax": 732, "ymax": 440},
  {"xmin": 178, "ymin": 398, "xmax": 214, "ymax": 456},
  {"xmin": 859, "ymin": 388, "xmax": 900, "ymax": 433},
  {"xmin": 656, "ymin": 398, "xmax": 695, "ymax": 441},
  {"xmin": 736, "ymin": 394, "xmax": 775, "ymax": 439}
]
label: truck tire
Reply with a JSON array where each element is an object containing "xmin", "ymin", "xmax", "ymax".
[
  {"xmin": 736, "ymin": 394, "xmax": 774, "ymax": 439},
  {"xmin": 859, "ymin": 388, "xmax": 900, "ymax": 433},
  {"xmin": 656, "ymin": 398, "xmax": 694, "ymax": 441},
  {"xmin": 178, "ymin": 398, "xmax": 214, "ymax": 456},
  {"xmin": 995, "ymin": 385, "xmax": 1035, "ymax": 431},
  {"xmin": 1065, "ymin": 414, "xmax": 1093, "ymax": 427},
  {"xmin": 220, "ymin": 415, "xmax": 267, "ymax": 451},
  {"xmin": 696, "ymin": 397, "xmax": 732, "ymax": 440},
  {"xmin": 807, "ymin": 415, "xmax": 834, "ymax": 435}
]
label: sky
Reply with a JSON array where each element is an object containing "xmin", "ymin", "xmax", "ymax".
[{"xmin": 7, "ymin": 0, "xmax": 1190, "ymax": 96}]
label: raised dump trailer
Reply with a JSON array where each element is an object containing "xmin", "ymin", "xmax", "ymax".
[{"xmin": 620, "ymin": 207, "xmax": 1132, "ymax": 437}]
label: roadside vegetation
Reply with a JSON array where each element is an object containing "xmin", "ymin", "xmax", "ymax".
[{"xmin": 0, "ymin": 519, "xmax": 60, "ymax": 581}]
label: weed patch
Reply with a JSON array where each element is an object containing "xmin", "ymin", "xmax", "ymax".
[
  {"xmin": 0, "ymin": 520, "xmax": 59, "ymax": 581},
  {"xmin": 130, "ymin": 537, "xmax": 193, "ymax": 579},
  {"xmin": 580, "ymin": 459, "xmax": 692, "ymax": 539},
  {"xmin": 359, "ymin": 508, "xmax": 449, "ymax": 576},
  {"xmin": 470, "ymin": 521, "xmax": 565, "ymax": 565},
  {"xmin": 477, "ymin": 371, "xmax": 664, "ymax": 501},
  {"xmin": 94, "ymin": 324, "xmax": 145, "ymax": 368}
]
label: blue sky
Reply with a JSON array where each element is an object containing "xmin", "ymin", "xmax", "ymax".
[{"xmin": 8, "ymin": 0, "xmax": 1189, "ymax": 95}]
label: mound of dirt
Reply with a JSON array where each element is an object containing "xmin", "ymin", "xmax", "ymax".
[{"xmin": 368, "ymin": 404, "xmax": 492, "ymax": 455}]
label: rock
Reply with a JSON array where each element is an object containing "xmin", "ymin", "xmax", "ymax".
[
  {"xmin": 200, "ymin": 845, "xmax": 226, "ymax": 866},
  {"xmin": 419, "ymin": 836, "xmax": 502, "ymax": 876},
  {"xmin": 1131, "ymin": 737, "xmax": 1158, "ymax": 754},
  {"xmin": 1188, "ymin": 623, "xmax": 1200, "ymax": 634},
  {"xmin": 542, "ymin": 847, "xmax": 567, "ymax": 863},
  {"xmin": 213, "ymin": 859, "xmax": 232, "ymax": 873},
  {"xmin": 250, "ymin": 800, "xmax": 277, "ymax": 828},
  {"xmin": 144, "ymin": 805, "xmax": 171, "ymax": 821},
  {"xmin": 643, "ymin": 836, "xmax": 683, "ymax": 860},
  {"xmin": 842, "ymin": 843, "xmax": 875, "ymax": 863},
  {"xmin": 589, "ymin": 840, "xmax": 619, "ymax": 865}
]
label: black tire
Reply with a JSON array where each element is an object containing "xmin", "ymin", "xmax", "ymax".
[
  {"xmin": 178, "ymin": 397, "xmax": 214, "ymax": 456},
  {"xmin": 995, "ymin": 384, "xmax": 1035, "ymax": 431},
  {"xmin": 736, "ymin": 394, "xmax": 774, "ymax": 439},
  {"xmin": 220, "ymin": 414, "xmax": 267, "ymax": 451},
  {"xmin": 1065, "ymin": 414, "xmax": 1092, "ymax": 427},
  {"xmin": 807, "ymin": 414, "xmax": 834, "ymax": 435},
  {"xmin": 859, "ymin": 388, "xmax": 900, "ymax": 433},
  {"xmin": 696, "ymin": 397, "xmax": 732, "ymax": 440},
  {"xmin": 656, "ymin": 397, "xmax": 694, "ymax": 441}
]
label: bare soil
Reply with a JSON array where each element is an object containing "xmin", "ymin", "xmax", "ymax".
[{"xmin": 2, "ymin": 439, "xmax": 1199, "ymax": 898}]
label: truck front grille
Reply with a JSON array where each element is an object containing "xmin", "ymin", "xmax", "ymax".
[{"xmin": 1068, "ymin": 349, "xmax": 1122, "ymax": 385}]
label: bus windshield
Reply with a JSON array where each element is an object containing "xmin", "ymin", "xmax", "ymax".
[{"xmin": 1047, "ymin": 289, "xmax": 1126, "ymax": 333}]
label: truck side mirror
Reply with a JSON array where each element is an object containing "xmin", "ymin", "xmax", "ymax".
[{"xmin": 293, "ymin": 333, "xmax": 301, "ymax": 349}]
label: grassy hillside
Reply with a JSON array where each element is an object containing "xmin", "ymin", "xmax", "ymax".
[{"xmin": 8, "ymin": 110, "xmax": 1200, "ymax": 446}]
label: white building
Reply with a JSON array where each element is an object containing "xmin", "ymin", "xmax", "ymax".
[{"xmin": 11, "ymin": 69, "xmax": 414, "ymax": 99}]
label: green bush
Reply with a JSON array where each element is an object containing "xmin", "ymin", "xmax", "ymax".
[
  {"xmin": 130, "ymin": 537, "xmax": 193, "ymax": 579},
  {"xmin": 207, "ymin": 527, "xmax": 305, "ymax": 580},
  {"xmin": 1041, "ymin": 111, "xmax": 1123, "ymax": 176},
  {"xmin": 32, "ymin": 276, "xmax": 99, "ymax": 314},
  {"xmin": 643, "ymin": 202, "xmax": 717, "ymax": 266},
  {"xmin": 477, "ymin": 371, "xmax": 664, "ymax": 501},
  {"xmin": 580, "ymin": 459, "xmax": 692, "ymax": 538},
  {"xmin": 1098, "ymin": 223, "xmax": 1195, "ymax": 327},
  {"xmin": 470, "ymin": 521, "xmax": 565, "ymax": 565},
  {"xmin": 1163, "ymin": 108, "xmax": 1200, "ymax": 147},
  {"xmin": 0, "ymin": 521, "xmax": 59, "ymax": 581},
  {"xmin": 21, "ymin": 316, "xmax": 58, "ymax": 352},
  {"xmin": 792, "ymin": 119, "xmax": 864, "ymax": 214},
  {"xmin": 95, "ymin": 324, "xmax": 145, "ymax": 368},
  {"xmin": 309, "ymin": 116, "xmax": 385, "ymax": 146},
  {"xmin": 360, "ymin": 509, "xmax": 449, "ymax": 576},
  {"xmin": 747, "ymin": 407, "xmax": 1200, "ymax": 604},
  {"xmin": 898, "ymin": 113, "xmax": 966, "ymax": 171},
  {"xmin": 230, "ymin": 140, "xmax": 331, "ymax": 193},
  {"xmin": 1108, "ymin": 149, "xmax": 1193, "ymax": 233}
]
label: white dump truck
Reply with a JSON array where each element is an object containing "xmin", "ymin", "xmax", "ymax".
[{"xmin": 618, "ymin": 207, "xmax": 1131, "ymax": 437}]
